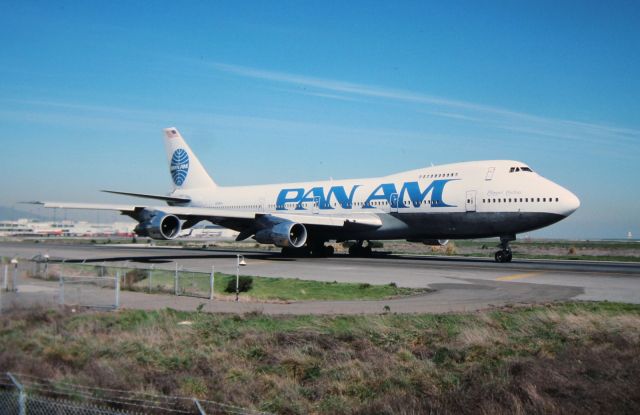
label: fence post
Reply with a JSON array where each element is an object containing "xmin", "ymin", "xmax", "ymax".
[
  {"xmin": 11, "ymin": 259, "xmax": 18, "ymax": 292},
  {"xmin": 115, "ymin": 271, "xmax": 120, "ymax": 309},
  {"xmin": 209, "ymin": 265, "xmax": 215, "ymax": 300},
  {"xmin": 7, "ymin": 373, "xmax": 26, "ymax": 415},
  {"xmin": 2, "ymin": 264, "xmax": 7, "ymax": 291},
  {"xmin": 174, "ymin": 263, "xmax": 179, "ymax": 296},
  {"xmin": 193, "ymin": 398, "xmax": 206, "ymax": 415},
  {"xmin": 148, "ymin": 265, "xmax": 153, "ymax": 293},
  {"xmin": 59, "ymin": 274, "xmax": 64, "ymax": 306}
]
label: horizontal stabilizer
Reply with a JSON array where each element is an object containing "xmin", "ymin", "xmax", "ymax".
[{"xmin": 101, "ymin": 190, "xmax": 191, "ymax": 204}]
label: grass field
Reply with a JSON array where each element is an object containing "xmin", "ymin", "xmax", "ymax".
[
  {"xmin": 1, "ymin": 302, "xmax": 638, "ymax": 414},
  {"xmin": 39, "ymin": 263, "xmax": 427, "ymax": 301},
  {"xmin": 383, "ymin": 239, "xmax": 640, "ymax": 261}
]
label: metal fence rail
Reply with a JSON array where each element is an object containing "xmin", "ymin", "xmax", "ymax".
[{"xmin": 0, "ymin": 372, "xmax": 271, "ymax": 415}]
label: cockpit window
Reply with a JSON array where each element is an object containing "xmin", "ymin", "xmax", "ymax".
[{"xmin": 510, "ymin": 166, "xmax": 534, "ymax": 173}]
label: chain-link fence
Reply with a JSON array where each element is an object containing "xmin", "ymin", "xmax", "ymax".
[
  {"xmin": 59, "ymin": 275, "xmax": 120, "ymax": 310},
  {"xmin": 175, "ymin": 266, "xmax": 215, "ymax": 299},
  {"xmin": 1, "ymin": 258, "xmax": 59, "ymax": 314},
  {"xmin": 0, "ymin": 257, "xmax": 219, "ymax": 314},
  {"xmin": 0, "ymin": 372, "xmax": 271, "ymax": 415}
]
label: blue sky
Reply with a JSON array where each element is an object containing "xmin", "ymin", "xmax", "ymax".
[{"xmin": 1, "ymin": 1, "xmax": 638, "ymax": 238}]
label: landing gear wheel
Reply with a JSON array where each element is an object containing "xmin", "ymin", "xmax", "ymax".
[
  {"xmin": 494, "ymin": 250, "xmax": 513, "ymax": 263},
  {"xmin": 308, "ymin": 242, "xmax": 335, "ymax": 257},
  {"xmin": 494, "ymin": 235, "xmax": 515, "ymax": 263},
  {"xmin": 348, "ymin": 241, "xmax": 373, "ymax": 257}
]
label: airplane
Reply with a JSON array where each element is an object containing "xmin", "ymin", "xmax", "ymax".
[{"xmin": 33, "ymin": 127, "xmax": 580, "ymax": 262}]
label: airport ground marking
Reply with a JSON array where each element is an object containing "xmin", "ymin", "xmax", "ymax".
[{"xmin": 495, "ymin": 272, "xmax": 544, "ymax": 281}]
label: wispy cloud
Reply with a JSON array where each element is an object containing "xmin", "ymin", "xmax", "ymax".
[{"xmin": 210, "ymin": 62, "xmax": 640, "ymax": 146}]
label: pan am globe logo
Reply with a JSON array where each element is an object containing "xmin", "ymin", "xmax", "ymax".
[{"xmin": 170, "ymin": 149, "xmax": 189, "ymax": 186}]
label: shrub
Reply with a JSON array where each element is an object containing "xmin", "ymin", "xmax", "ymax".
[
  {"xmin": 123, "ymin": 269, "xmax": 147, "ymax": 289},
  {"xmin": 359, "ymin": 283, "xmax": 371, "ymax": 289},
  {"xmin": 445, "ymin": 241, "xmax": 457, "ymax": 255},
  {"xmin": 224, "ymin": 276, "xmax": 253, "ymax": 293}
]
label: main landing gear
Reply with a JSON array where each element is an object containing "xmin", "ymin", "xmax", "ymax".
[
  {"xmin": 281, "ymin": 241, "xmax": 334, "ymax": 257},
  {"xmin": 348, "ymin": 240, "xmax": 373, "ymax": 257},
  {"xmin": 309, "ymin": 241, "xmax": 334, "ymax": 257},
  {"xmin": 494, "ymin": 236, "xmax": 515, "ymax": 263}
]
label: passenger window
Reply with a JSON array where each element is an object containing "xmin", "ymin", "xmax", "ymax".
[{"xmin": 556, "ymin": 198, "xmax": 559, "ymax": 202}]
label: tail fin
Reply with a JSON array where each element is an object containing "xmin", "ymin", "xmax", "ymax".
[{"xmin": 163, "ymin": 127, "xmax": 217, "ymax": 190}]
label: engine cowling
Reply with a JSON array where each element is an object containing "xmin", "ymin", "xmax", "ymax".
[
  {"xmin": 134, "ymin": 210, "xmax": 182, "ymax": 240},
  {"xmin": 254, "ymin": 222, "xmax": 307, "ymax": 248}
]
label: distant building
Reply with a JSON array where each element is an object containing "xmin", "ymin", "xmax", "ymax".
[{"xmin": 0, "ymin": 219, "xmax": 135, "ymax": 237}]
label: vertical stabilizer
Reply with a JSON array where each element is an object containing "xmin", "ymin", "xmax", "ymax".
[{"xmin": 163, "ymin": 127, "xmax": 217, "ymax": 190}]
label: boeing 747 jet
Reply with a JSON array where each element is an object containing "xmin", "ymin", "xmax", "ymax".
[{"xmin": 35, "ymin": 128, "xmax": 580, "ymax": 262}]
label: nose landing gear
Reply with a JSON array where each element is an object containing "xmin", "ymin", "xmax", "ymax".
[
  {"xmin": 494, "ymin": 235, "xmax": 515, "ymax": 263},
  {"xmin": 494, "ymin": 249, "xmax": 513, "ymax": 263}
]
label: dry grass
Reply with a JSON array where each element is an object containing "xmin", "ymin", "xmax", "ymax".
[{"xmin": 0, "ymin": 303, "xmax": 639, "ymax": 414}]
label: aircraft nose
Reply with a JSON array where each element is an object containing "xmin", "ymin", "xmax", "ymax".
[{"xmin": 560, "ymin": 188, "xmax": 580, "ymax": 217}]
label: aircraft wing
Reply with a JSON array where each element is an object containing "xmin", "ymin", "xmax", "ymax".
[{"xmin": 31, "ymin": 202, "xmax": 383, "ymax": 229}]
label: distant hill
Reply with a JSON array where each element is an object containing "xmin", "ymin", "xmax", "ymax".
[{"xmin": 0, "ymin": 206, "xmax": 46, "ymax": 221}]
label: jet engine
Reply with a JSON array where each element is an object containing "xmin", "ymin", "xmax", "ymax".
[
  {"xmin": 254, "ymin": 222, "xmax": 307, "ymax": 248},
  {"xmin": 134, "ymin": 210, "xmax": 182, "ymax": 240}
]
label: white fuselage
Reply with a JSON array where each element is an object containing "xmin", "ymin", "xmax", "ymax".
[{"xmin": 170, "ymin": 159, "xmax": 579, "ymax": 241}]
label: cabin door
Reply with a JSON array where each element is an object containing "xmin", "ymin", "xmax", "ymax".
[
  {"xmin": 465, "ymin": 191, "xmax": 476, "ymax": 212},
  {"xmin": 390, "ymin": 193, "xmax": 399, "ymax": 214}
]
